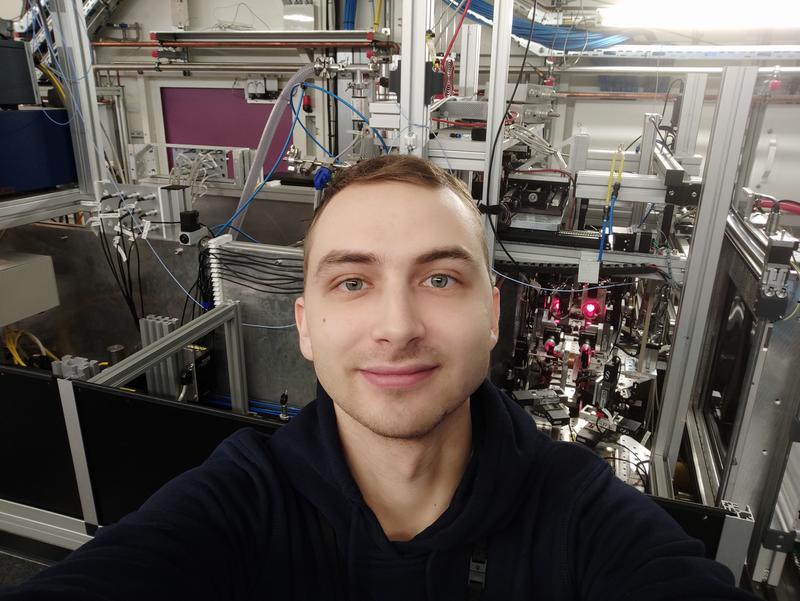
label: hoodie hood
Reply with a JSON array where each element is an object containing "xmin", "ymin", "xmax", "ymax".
[{"xmin": 270, "ymin": 379, "xmax": 550, "ymax": 598}]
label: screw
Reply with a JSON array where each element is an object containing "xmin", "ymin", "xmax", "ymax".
[{"xmin": 668, "ymin": 190, "xmax": 675, "ymax": 196}]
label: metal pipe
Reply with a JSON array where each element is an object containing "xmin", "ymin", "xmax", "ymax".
[
  {"xmin": 559, "ymin": 91, "xmax": 800, "ymax": 104},
  {"xmin": 554, "ymin": 66, "xmax": 800, "ymax": 75},
  {"xmin": 92, "ymin": 40, "xmax": 396, "ymax": 49},
  {"xmin": 90, "ymin": 62, "xmax": 374, "ymax": 74},
  {"xmin": 92, "ymin": 62, "xmax": 306, "ymax": 73},
  {"xmin": 229, "ymin": 63, "xmax": 317, "ymax": 239}
]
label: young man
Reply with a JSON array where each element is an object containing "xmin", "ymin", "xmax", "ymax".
[{"xmin": 2, "ymin": 155, "xmax": 757, "ymax": 600}]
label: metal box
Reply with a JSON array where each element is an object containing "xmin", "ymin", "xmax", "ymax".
[{"xmin": 0, "ymin": 252, "xmax": 60, "ymax": 327}]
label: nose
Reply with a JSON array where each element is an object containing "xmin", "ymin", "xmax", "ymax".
[{"xmin": 369, "ymin": 283, "xmax": 427, "ymax": 348}]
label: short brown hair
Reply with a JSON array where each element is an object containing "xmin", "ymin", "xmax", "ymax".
[{"xmin": 303, "ymin": 155, "xmax": 488, "ymax": 279}]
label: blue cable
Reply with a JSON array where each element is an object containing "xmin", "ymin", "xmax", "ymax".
[
  {"xmin": 597, "ymin": 192, "xmax": 618, "ymax": 263},
  {"xmin": 637, "ymin": 203, "xmax": 653, "ymax": 228},
  {"xmin": 288, "ymin": 86, "xmax": 335, "ymax": 158},
  {"xmin": 40, "ymin": 109, "xmax": 70, "ymax": 126},
  {"xmin": 226, "ymin": 225, "xmax": 260, "ymax": 243},
  {"xmin": 298, "ymin": 82, "xmax": 389, "ymax": 153},
  {"xmin": 442, "ymin": 0, "xmax": 629, "ymax": 51},
  {"xmin": 216, "ymin": 87, "xmax": 306, "ymax": 235}
]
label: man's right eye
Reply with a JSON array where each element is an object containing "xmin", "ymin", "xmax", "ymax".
[{"xmin": 339, "ymin": 278, "xmax": 364, "ymax": 292}]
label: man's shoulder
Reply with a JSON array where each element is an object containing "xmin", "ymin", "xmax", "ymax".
[
  {"xmin": 525, "ymin": 437, "xmax": 612, "ymax": 499},
  {"xmin": 208, "ymin": 427, "xmax": 278, "ymax": 471}
]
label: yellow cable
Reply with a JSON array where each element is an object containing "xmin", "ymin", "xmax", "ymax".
[
  {"xmin": 37, "ymin": 63, "xmax": 67, "ymax": 104},
  {"xmin": 4, "ymin": 331, "xmax": 26, "ymax": 367},
  {"xmin": 604, "ymin": 152, "xmax": 617, "ymax": 207},
  {"xmin": 373, "ymin": 0, "xmax": 383, "ymax": 32},
  {"xmin": 605, "ymin": 146, "xmax": 627, "ymax": 208}
]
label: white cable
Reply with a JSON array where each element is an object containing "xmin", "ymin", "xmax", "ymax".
[
  {"xmin": 38, "ymin": 4, "xmax": 204, "ymax": 310},
  {"xmin": 242, "ymin": 322, "xmax": 296, "ymax": 330}
]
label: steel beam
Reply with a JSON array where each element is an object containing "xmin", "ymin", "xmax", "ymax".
[
  {"xmin": 638, "ymin": 112, "xmax": 660, "ymax": 176},
  {"xmin": 457, "ymin": 24, "xmax": 482, "ymax": 98},
  {"xmin": 399, "ymin": 0, "xmax": 432, "ymax": 157},
  {"xmin": 576, "ymin": 171, "xmax": 670, "ymax": 205},
  {"xmin": 653, "ymin": 67, "xmax": 760, "ymax": 485},
  {"xmin": 57, "ymin": 378, "xmax": 99, "ymax": 527},
  {"xmin": 223, "ymin": 302, "xmax": 249, "ymax": 414},
  {"xmin": 90, "ymin": 303, "xmax": 249, "ymax": 414},
  {"xmin": 0, "ymin": 499, "xmax": 90, "ymax": 551},
  {"xmin": 674, "ymin": 73, "xmax": 708, "ymax": 158},
  {"xmin": 0, "ymin": 189, "xmax": 88, "ymax": 230},
  {"xmin": 495, "ymin": 241, "xmax": 686, "ymax": 284},
  {"xmin": 481, "ymin": 0, "xmax": 515, "ymax": 263},
  {"xmin": 50, "ymin": 0, "xmax": 104, "ymax": 196}
]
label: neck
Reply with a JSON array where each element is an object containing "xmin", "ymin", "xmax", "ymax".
[{"xmin": 333, "ymin": 398, "xmax": 473, "ymax": 542}]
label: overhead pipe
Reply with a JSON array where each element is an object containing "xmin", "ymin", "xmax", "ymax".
[
  {"xmin": 90, "ymin": 62, "xmax": 374, "ymax": 74},
  {"xmin": 91, "ymin": 40, "xmax": 386, "ymax": 49}
]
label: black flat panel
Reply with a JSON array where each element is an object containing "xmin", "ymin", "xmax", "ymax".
[
  {"xmin": 650, "ymin": 496, "xmax": 727, "ymax": 559},
  {"xmin": 72, "ymin": 382, "xmax": 281, "ymax": 525},
  {"xmin": 0, "ymin": 367, "xmax": 82, "ymax": 519},
  {"xmin": 0, "ymin": 40, "xmax": 37, "ymax": 106}
]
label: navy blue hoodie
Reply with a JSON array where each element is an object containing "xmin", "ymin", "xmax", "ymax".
[{"xmin": 1, "ymin": 380, "xmax": 757, "ymax": 600}]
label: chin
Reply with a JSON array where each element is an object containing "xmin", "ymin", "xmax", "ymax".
[{"xmin": 349, "ymin": 386, "xmax": 466, "ymax": 441}]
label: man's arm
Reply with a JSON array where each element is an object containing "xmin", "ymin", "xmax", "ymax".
[
  {"xmin": 565, "ymin": 449, "xmax": 759, "ymax": 601},
  {"xmin": 0, "ymin": 429, "xmax": 277, "ymax": 601}
]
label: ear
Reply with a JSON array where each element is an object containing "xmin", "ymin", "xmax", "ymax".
[
  {"xmin": 294, "ymin": 296, "xmax": 314, "ymax": 361},
  {"xmin": 489, "ymin": 285, "xmax": 501, "ymax": 349}
]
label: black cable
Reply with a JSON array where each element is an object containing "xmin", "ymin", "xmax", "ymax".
[
  {"xmin": 211, "ymin": 247, "xmax": 304, "ymax": 262},
  {"xmin": 482, "ymin": 3, "xmax": 537, "ymax": 273},
  {"xmin": 212, "ymin": 263, "xmax": 303, "ymax": 287},
  {"xmin": 211, "ymin": 250, "xmax": 305, "ymax": 268},
  {"xmin": 660, "ymin": 79, "xmax": 684, "ymax": 125},
  {"xmin": 624, "ymin": 135, "xmax": 641, "ymax": 152},
  {"xmin": 98, "ymin": 218, "xmax": 139, "ymax": 329},
  {"xmin": 180, "ymin": 279, "xmax": 199, "ymax": 326},
  {"xmin": 602, "ymin": 456, "xmax": 649, "ymax": 490},
  {"xmin": 215, "ymin": 276, "xmax": 303, "ymax": 295},
  {"xmin": 211, "ymin": 258, "xmax": 304, "ymax": 281}
]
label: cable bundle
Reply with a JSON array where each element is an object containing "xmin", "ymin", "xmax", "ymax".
[
  {"xmin": 442, "ymin": 0, "xmax": 629, "ymax": 51},
  {"xmin": 206, "ymin": 247, "xmax": 305, "ymax": 297}
]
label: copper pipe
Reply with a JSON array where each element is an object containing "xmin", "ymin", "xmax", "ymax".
[
  {"xmin": 558, "ymin": 91, "xmax": 800, "ymax": 104},
  {"xmin": 92, "ymin": 41, "xmax": 158, "ymax": 47},
  {"xmin": 90, "ymin": 62, "xmax": 373, "ymax": 74},
  {"xmin": 91, "ymin": 40, "xmax": 398, "ymax": 50}
]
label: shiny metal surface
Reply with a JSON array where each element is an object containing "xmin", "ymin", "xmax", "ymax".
[
  {"xmin": 0, "ymin": 499, "xmax": 90, "ymax": 551},
  {"xmin": 91, "ymin": 303, "xmax": 250, "ymax": 414},
  {"xmin": 0, "ymin": 223, "xmax": 199, "ymax": 359},
  {"xmin": 654, "ymin": 67, "xmax": 760, "ymax": 483},
  {"xmin": 208, "ymin": 239, "xmax": 317, "ymax": 405},
  {"xmin": 57, "ymin": 378, "xmax": 98, "ymax": 526},
  {"xmin": 0, "ymin": 190, "xmax": 88, "ymax": 231}
]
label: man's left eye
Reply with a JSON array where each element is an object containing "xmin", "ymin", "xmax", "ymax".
[{"xmin": 426, "ymin": 274, "xmax": 454, "ymax": 289}]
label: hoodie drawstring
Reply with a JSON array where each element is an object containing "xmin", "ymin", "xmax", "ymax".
[
  {"xmin": 346, "ymin": 504, "xmax": 360, "ymax": 601},
  {"xmin": 425, "ymin": 549, "xmax": 438, "ymax": 600}
]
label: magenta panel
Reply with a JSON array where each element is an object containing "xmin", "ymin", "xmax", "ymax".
[{"xmin": 160, "ymin": 87, "xmax": 293, "ymax": 176}]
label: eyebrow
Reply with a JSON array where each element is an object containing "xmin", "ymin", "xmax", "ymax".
[{"xmin": 314, "ymin": 245, "xmax": 478, "ymax": 279}]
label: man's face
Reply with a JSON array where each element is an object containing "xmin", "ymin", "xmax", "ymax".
[{"xmin": 295, "ymin": 181, "xmax": 500, "ymax": 440}]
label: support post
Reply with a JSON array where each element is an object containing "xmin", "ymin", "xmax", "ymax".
[{"xmin": 652, "ymin": 67, "xmax": 760, "ymax": 494}]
